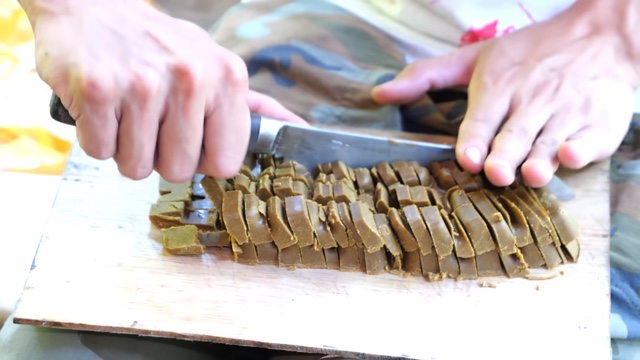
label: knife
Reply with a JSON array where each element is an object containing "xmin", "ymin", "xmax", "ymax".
[{"xmin": 49, "ymin": 93, "xmax": 455, "ymax": 170}]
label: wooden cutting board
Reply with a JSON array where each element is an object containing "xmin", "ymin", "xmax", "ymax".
[{"xmin": 13, "ymin": 143, "xmax": 611, "ymax": 360}]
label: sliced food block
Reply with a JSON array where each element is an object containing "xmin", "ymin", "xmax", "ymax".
[
  {"xmin": 162, "ymin": 225, "xmax": 204, "ymax": 255},
  {"xmin": 244, "ymin": 193, "xmax": 272, "ymax": 245},
  {"xmin": 410, "ymin": 186, "xmax": 430, "ymax": 207},
  {"xmin": 266, "ymin": 196, "xmax": 296, "ymax": 250},
  {"xmin": 397, "ymin": 166, "xmax": 420, "ymax": 186},
  {"xmin": 403, "ymin": 204, "xmax": 433, "ymax": 255},
  {"xmin": 349, "ymin": 201, "xmax": 385, "ymax": 252},
  {"xmin": 402, "ymin": 250, "xmax": 422, "ymax": 276},
  {"xmin": 200, "ymin": 230, "xmax": 230, "ymax": 247},
  {"xmin": 149, "ymin": 201, "xmax": 184, "ymax": 228},
  {"xmin": 375, "ymin": 162, "xmax": 399, "ymax": 187},
  {"xmin": 201, "ymin": 176, "xmax": 231, "ymax": 211},
  {"xmin": 234, "ymin": 241, "xmax": 259, "ymax": 265},
  {"xmin": 467, "ymin": 190, "xmax": 517, "ymax": 256},
  {"xmin": 338, "ymin": 246, "xmax": 361, "ymax": 272},
  {"xmin": 314, "ymin": 203, "xmax": 338, "ymax": 249},
  {"xmin": 387, "ymin": 208, "xmax": 420, "ymax": 252},
  {"xmin": 278, "ymin": 244, "xmax": 302, "ymax": 268},
  {"xmin": 354, "ymin": 168, "xmax": 374, "ymax": 194},
  {"xmin": 337, "ymin": 201, "xmax": 363, "ymax": 247},
  {"xmin": 285, "ymin": 195, "xmax": 315, "ymax": 247},
  {"xmin": 373, "ymin": 213, "xmax": 403, "ymax": 272},
  {"xmin": 325, "ymin": 201, "xmax": 350, "ymax": 248},
  {"xmin": 364, "ymin": 248, "xmax": 389, "ymax": 275},
  {"xmin": 222, "ymin": 190, "xmax": 249, "ymax": 245},
  {"xmin": 534, "ymin": 187, "xmax": 581, "ymax": 262},
  {"xmin": 324, "ymin": 247, "xmax": 340, "ymax": 270},
  {"xmin": 421, "ymin": 206, "xmax": 453, "ymax": 258},
  {"xmin": 475, "ymin": 250, "xmax": 505, "ymax": 278},
  {"xmin": 375, "ymin": 182, "xmax": 392, "ymax": 214},
  {"xmin": 449, "ymin": 188, "xmax": 495, "ymax": 255},
  {"xmin": 299, "ymin": 246, "xmax": 327, "ymax": 269},
  {"xmin": 255, "ymin": 243, "xmax": 277, "ymax": 265}
]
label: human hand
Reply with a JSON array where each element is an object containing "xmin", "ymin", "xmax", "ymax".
[
  {"xmin": 372, "ymin": 1, "xmax": 639, "ymax": 187},
  {"xmin": 28, "ymin": 0, "xmax": 305, "ymax": 182}
]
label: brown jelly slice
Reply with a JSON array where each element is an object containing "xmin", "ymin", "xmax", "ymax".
[
  {"xmin": 375, "ymin": 162, "xmax": 399, "ymax": 187},
  {"xmin": 222, "ymin": 190, "xmax": 250, "ymax": 245},
  {"xmin": 410, "ymin": 186, "xmax": 430, "ymax": 207},
  {"xmin": 325, "ymin": 201, "xmax": 350, "ymax": 248},
  {"xmin": 349, "ymin": 201, "xmax": 385, "ymax": 253},
  {"xmin": 534, "ymin": 187, "xmax": 581, "ymax": 262},
  {"xmin": 285, "ymin": 195, "xmax": 315, "ymax": 248},
  {"xmin": 421, "ymin": 206, "xmax": 453, "ymax": 258},
  {"xmin": 449, "ymin": 188, "xmax": 495, "ymax": 255},
  {"xmin": 402, "ymin": 250, "xmax": 422, "ymax": 276},
  {"xmin": 244, "ymin": 193, "xmax": 272, "ymax": 245},
  {"xmin": 162, "ymin": 225, "xmax": 204, "ymax": 255},
  {"xmin": 467, "ymin": 190, "xmax": 517, "ymax": 255},
  {"xmin": 397, "ymin": 166, "xmax": 420, "ymax": 186},
  {"xmin": 266, "ymin": 196, "xmax": 296, "ymax": 250},
  {"xmin": 201, "ymin": 176, "xmax": 231, "ymax": 212},
  {"xmin": 278, "ymin": 245, "xmax": 302, "ymax": 268},
  {"xmin": 324, "ymin": 247, "xmax": 340, "ymax": 270},
  {"xmin": 403, "ymin": 204, "xmax": 433, "ymax": 255},
  {"xmin": 354, "ymin": 168, "xmax": 374, "ymax": 194},
  {"xmin": 256, "ymin": 242, "xmax": 279, "ymax": 265},
  {"xmin": 338, "ymin": 246, "xmax": 361, "ymax": 272},
  {"xmin": 299, "ymin": 246, "xmax": 327, "ymax": 269},
  {"xmin": 375, "ymin": 182, "xmax": 391, "ymax": 214},
  {"xmin": 387, "ymin": 208, "xmax": 420, "ymax": 252}
]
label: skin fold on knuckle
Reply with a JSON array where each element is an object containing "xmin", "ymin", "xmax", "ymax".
[{"xmin": 220, "ymin": 52, "xmax": 249, "ymax": 90}]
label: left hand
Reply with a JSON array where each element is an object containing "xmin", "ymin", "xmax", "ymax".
[{"xmin": 373, "ymin": 1, "xmax": 640, "ymax": 187}]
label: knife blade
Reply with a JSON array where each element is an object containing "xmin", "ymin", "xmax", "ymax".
[{"xmin": 50, "ymin": 93, "xmax": 455, "ymax": 170}]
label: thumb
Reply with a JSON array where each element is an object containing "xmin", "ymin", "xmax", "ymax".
[
  {"xmin": 247, "ymin": 90, "xmax": 309, "ymax": 126},
  {"xmin": 372, "ymin": 42, "xmax": 485, "ymax": 105}
]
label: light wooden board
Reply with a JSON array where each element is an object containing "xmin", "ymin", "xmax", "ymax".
[{"xmin": 14, "ymin": 144, "xmax": 611, "ymax": 360}]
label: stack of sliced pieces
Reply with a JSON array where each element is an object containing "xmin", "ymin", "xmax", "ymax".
[{"xmin": 149, "ymin": 156, "xmax": 580, "ymax": 281}]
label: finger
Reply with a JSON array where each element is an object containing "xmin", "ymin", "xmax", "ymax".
[
  {"xmin": 199, "ymin": 54, "xmax": 250, "ymax": 179},
  {"xmin": 247, "ymin": 90, "xmax": 308, "ymax": 125},
  {"xmin": 372, "ymin": 42, "xmax": 485, "ymax": 105},
  {"xmin": 455, "ymin": 62, "xmax": 513, "ymax": 175},
  {"xmin": 114, "ymin": 67, "xmax": 164, "ymax": 180},
  {"xmin": 557, "ymin": 124, "xmax": 626, "ymax": 170},
  {"xmin": 483, "ymin": 103, "xmax": 554, "ymax": 187},
  {"xmin": 520, "ymin": 113, "xmax": 582, "ymax": 187},
  {"xmin": 72, "ymin": 74, "xmax": 119, "ymax": 160},
  {"xmin": 156, "ymin": 62, "xmax": 206, "ymax": 183}
]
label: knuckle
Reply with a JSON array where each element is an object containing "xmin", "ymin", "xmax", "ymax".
[
  {"xmin": 221, "ymin": 53, "xmax": 248, "ymax": 88},
  {"xmin": 533, "ymin": 135, "xmax": 563, "ymax": 150},
  {"xmin": 80, "ymin": 74, "xmax": 114, "ymax": 104},
  {"xmin": 130, "ymin": 68, "xmax": 160, "ymax": 101},
  {"xmin": 172, "ymin": 60, "xmax": 201, "ymax": 89}
]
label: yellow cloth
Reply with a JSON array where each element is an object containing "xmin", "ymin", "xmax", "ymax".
[{"xmin": 0, "ymin": 1, "xmax": 71, "ymax": 175}]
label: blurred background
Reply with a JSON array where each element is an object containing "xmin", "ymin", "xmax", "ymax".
[{"xmin": 0, "ymin": 0, "xmax": 237, "ymax": 326}]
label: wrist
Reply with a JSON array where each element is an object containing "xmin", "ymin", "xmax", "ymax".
[
  {"xmin": 560, "ymin": 0, "xmax": 640, "ymax": 82},
  {"xmin": 18, "ymin": 0, "xmax": 74, "ymax": 28}
]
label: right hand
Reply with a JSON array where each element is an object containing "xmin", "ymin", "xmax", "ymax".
[{"xmin": 30, "ymin": 0, "xmax": 305, "ymax": 182}]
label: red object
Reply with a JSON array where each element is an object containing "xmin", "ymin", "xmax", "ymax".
[{"xmin": 460, "ymin": 20, "xmax": 514, "ymax": 45}]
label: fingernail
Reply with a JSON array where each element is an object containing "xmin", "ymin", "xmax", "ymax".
[{"xmin": 464, "ymin": 147, "xmax": 482, "ymax": 165}]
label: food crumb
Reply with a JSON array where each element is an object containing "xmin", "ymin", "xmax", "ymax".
[
  {"xmin": 560, "ymin": 270, "xmax": 565, "ymax": 276},
  {"xmin": 536, "ymin": 285, "xmax": 540, "ymax": 291},
  {"xmin": 480, "ymin": 281, "xmax": 497, "ymax": 288}
]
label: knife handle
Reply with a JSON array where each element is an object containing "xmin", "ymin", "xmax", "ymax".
[{"xmin": 49, "ymin": 92, "xmax": 272, "ymax": 152}]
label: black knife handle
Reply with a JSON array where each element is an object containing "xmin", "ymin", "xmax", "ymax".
[
  {"xmin": 49, "ymin": 93, "xmax": 76, "ymax": 126},
  {"xmin": 49, "ymin": 92, "xmax": 263, "ymax": 147}
]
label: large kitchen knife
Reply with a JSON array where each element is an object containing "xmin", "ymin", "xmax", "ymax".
[{"xmin": 49, "ymin": 93, "xmax": 455, "ymax": 170}]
